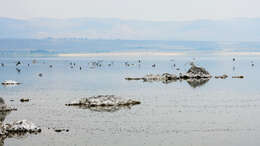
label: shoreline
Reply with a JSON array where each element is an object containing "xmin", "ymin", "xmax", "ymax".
[
  {"xmin": 58, "ymin": 52, "xmax": 185, "ymax": 57},
  {"xmin": 58, "ymin": 51, "xmax": 260, "ymax": 57}
]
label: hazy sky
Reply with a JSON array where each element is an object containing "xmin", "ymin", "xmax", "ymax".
[{"xmin": 1, "ymin": 0, "xmax": 260, "ymax": 21}]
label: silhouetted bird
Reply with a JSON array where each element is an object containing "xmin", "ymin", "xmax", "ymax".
[
  {"xmin": 38, "ymin": 73, "xmax": 43, "ymax": 77},
  {"xmin": 1, "ymin": 63, "xmax": 4, "ymax": 67},
  {"xmin": 16, "ymin": 61, "xmax": 21, "ymax": 66}
]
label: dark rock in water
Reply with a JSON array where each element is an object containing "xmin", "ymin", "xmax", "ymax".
[
  {"xmin": 38, "ymin": 73, "xmax": 43, "ymax": 77},
  {"xmin": 125, "ymin": 77, "xmax": 144, "ymax": 80},
  {"xmin": 180, "ymin": 62, "xmax": 211, "ymax": 79},
  {"xmin": 215, "ymin": 74, "xmax": 228, "ymax": 79},
  {"xmin": 0, "ymin": 120, "xmax": 41, "ymax": 145},
  {"xmin": 54, "ymin": 128, "xmax": 69, "ymax": 133},
  {"xmin": 20, "ymin": 98, "xmax": 30, "ymax": 102},
  {"xmin": 232, "ymin": 75, "xmax": 244, "ymax": 79},
  {"xmin": 54, "ymin": 129, "xmax": 62, "ymax": 133},
  {"xmin": 66, "ymin": 95, "xmax": 141, "ymax": 109},
  {"xmin": 186, "ymin": 78, "xmax": 210, "ymax": 88}
]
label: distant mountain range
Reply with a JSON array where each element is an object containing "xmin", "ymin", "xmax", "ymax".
[{"xmin": 1, "ymin": 17, "xmax": 260, "ymax": 41}]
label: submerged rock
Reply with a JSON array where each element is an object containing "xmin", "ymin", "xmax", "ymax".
[
  {"xmin": 232, "ymin": 75, "xmax": 244, "ymax": 79},
  {"xmin": 1, "ymin": 80, "xmax": 21, "ymax": 86},
  {"xmin": 66, "ymin": 95, "xmax": 141, "ymax": 107}
]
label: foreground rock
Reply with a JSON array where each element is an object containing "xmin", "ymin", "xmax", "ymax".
[
  {"xmin": 66, "ymin": 95, "xmax": 141, "ymax": 108},
  {"xmin": 2, "ymin": 120, "xmax": 41, "ymax": 134}
]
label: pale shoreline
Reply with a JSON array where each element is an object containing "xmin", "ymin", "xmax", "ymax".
[
  {"xmin": 216, "ymin": 52, "xmax": 260, "ymax": 56},
  {"xmin": 58, "ymin": 52, "xmax": 185, "ymax": 57},
  {"xmin": 58, "ymin": 51, "xmax": 260, "ymax": 57}
]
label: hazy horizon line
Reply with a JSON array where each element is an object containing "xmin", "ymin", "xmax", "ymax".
[{"xmin": 1, "ymin": 16, "xmax": 260, "ymax": 22}]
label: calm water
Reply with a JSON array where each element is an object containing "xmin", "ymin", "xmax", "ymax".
[{"xmin": 0, "ymin": 56, "xmax": 260, "ymax": 146}]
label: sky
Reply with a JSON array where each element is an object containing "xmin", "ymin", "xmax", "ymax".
[{"xmin": 0, "ymin": 0, "xmax": 260, "ymax": 21}]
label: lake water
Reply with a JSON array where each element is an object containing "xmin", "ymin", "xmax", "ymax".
[{"xmin": 0, "ymin": 55, "xmax": 260, "ymax": 146}]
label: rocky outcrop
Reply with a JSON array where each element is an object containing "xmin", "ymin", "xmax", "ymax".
[
  {"xmin": 179, "ymin": 62, "xmax": 212, "ymax": 79},
  {"xmin": 2, "ymin": 120, "xmax": 41, "ymax": 134},
  {"xmin": 66, "ymin": 95, "xmax": 141, "ymax": 108},
  {"xmin": 0, "ymin": 120, "xmax": 41, "ymax": 146}
]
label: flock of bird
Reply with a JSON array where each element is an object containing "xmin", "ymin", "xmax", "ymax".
[{"xmin": 0, "ymin": 58, "xmax": 256, "ymax": 77}]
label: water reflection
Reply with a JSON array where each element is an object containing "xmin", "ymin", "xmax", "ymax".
[
  {"xmin": 186, "ymin": 78, "xmax": 210, "ymax": 88},
  {"xmin": 75, "ymin": 105, "xmax": 134, "ymax": 112},
  {"xmin": 143, "ymin": 78, "xmax": 210, "ymax": 88}
]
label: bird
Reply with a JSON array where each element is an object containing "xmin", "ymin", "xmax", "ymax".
[{"xmin": 16, "ymin": 61, "xmax": 21, "ymax": 66}]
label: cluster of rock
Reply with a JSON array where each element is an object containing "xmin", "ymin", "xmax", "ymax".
[
  {"xmin": 0, "ymin": 98, "xmax": 41, "ymax": 140},
  {"xmin": 1, "ymin": 120, "xmax": 41, "ymax": 134},
  {"xmin": 66, "ymin": 95, "xmax": 141, "ymax": 111},
  {"xmin": 179, "ymin": 62, "xmax": 212, "ymax": 79},
  {"xmin": 125, "ymin": 63, "xmax": 212, "ymax": 83},
  {"xmin": 125, "ymin": 63, "xmax": 244, "ymax": 86}
]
